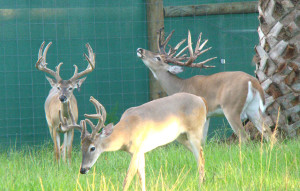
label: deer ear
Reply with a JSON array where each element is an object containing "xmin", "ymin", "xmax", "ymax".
[
  {"xmin": 46, "ymin": 76, "xmax": 57, "ymax": 87},
  {"xmin": 74, "ymin": 77, "xmax": 86, "ymax": 91},
  {"xmin": 167, "ymin": 66, "xmax": 184, "ymax": 74},
  {"xmin": 100, "ymin": 123, "xmax": 114, "ymax": 137}
]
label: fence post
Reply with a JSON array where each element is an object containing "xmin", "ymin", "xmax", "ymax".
[{"xmin": 146, "ymin": 0, "xmax": 167, "ymax": 100}]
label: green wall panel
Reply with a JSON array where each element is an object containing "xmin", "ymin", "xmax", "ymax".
[
  {"xmin": 163, "ymin": 0, "xmax": 259, "ymax": 137},
  {"xmin": 0, "ymin": 0, "xmax": 149, "ymax": 146},
  {"xmin": 0, "ymin": 0, "xmax": 259, "ymax": 146}
]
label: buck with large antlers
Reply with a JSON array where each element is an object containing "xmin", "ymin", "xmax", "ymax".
[
  {"xmin": 36, "ymin": 42, "xmax": 95, "ymax": 162},
  {"xmin": 59, "ymin": 93, "xmax": 207, "ymax": 191},
  {"xmin": 137, "ymin": 27, "xmax": 273, "ymax": 142}
]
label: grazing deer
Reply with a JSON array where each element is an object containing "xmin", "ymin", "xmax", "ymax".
[
  {"xmin": 59, "ymin": 93, "xmax": 207, "ymax": 191},
  {"xmin": 36, "ymin": 42, "xmax": 95, "ymax": 162},
  {"xmin": 137, "ymin": 27, "xmax": 272, "ymax": 142}
]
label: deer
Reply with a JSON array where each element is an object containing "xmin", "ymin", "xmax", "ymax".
[
  {"xmin": 36, "ymin": 41, "xmax": 95, "ymax": 162},
  {"xmin": 137, "ymin": 27, "xmax": 273, "ymax": 142},
  {"xmin": 59, "ymin": 93, "xmax": 207, "ymax": 191}
]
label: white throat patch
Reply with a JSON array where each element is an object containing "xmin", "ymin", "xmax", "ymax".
[
  {"xmin": 142, "ymin": 60, "xmax": 158, "ymax": 79},
  {"xmin": 167, "ymin": 66, "xmax": 183, "ymax": 74}
]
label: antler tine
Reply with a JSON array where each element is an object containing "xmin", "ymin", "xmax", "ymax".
[
  {"xmin": 163, "ymin": 30, "xmax": 175, "ymax": 50},
  {"xmin": 84, "ymin": 43, "xmax": 95, "ymax": 69},
  {"xmin": 157, "ymin": 27, "xmax": 165, "ymax": 54},
  {"xmin": 38, "ymin": 41, "xmax": 45, "ymax": 59},
  {"xmin": 187, "ymin": 30, "xmax": 194, "ymax": 57},
  {"xmin": 196, "ymin": 47, "xmax": 212, "ymax": 56},
  {"xmin": 58, "ymin": 115, "xmax": 83, "ymax": 132},
  {"xmin": 58, "ymin": 102, "xmax": 82, "ymax": 132},
  {"xmin": 185, "ymin": 30, "xmax": 195, "ymax": 66},
  {"xmin": 195, "ymin": 33, "xmax": 202, "ymax": 52},
  {"xmin": 191, "ymin": 57, "xmax": 217, "ymax": 68},
  {"xmin": 42, "ymin": 41, "xmax": 52, "ymax": 63},
  {"xmin": 167, "ymin": 45, "xmax": 172, "ymax": 55},
  {"xmin": 157, "ymin": 27, "xmax": 192, "ymax": 59},
  {"xmin": 84, "ymin": 96, "xmax": 107, "ymax": 135},
  {"xmin": 175, "ymin": 45, "xmax": 188, "ymax": 58},
  {"xmin": 168, "ymin": 38, "xmax": 187, "ymax": 57},
  {"xmin": 36, "ymin": 41, "xmax": 62, "ymax": 81},
  {"xmin": 58, "ymin": 109, "xmax": 67, "ymax": 127},
  {"xmin": 70, "ymin": 43, "xmax": 95, "ymax": 81},
  {"xmin": 72, "ymin": 64, "xmax": 78, "ymax": 76},
  {"xmin": 198, "ymin": 39, "xmax": 208, "ymax": 52},
  {"xmin": 66, "ymin": 101, "xmax": 77, "ymax": 125},
  {"xmin": 85, "ymin": 118, "xmax": 103, "ymax": 138},
  {"xmin": 157, "ymin": 27, "xmax": 175, "ymax": 55},
  {"xmin": 55, "ymin": 62, "xmax": 63, "ymax": 78},
  {"xmin": 174, "ymin": 38, "xmax": 187, "ymax": 51},
  {"xmin": 85, "ymin": 119, "xmax": 96, "ymax": 129},
  {"xmin": 163, "ymin": 30, "xmax": 217, "ymax": 69}
]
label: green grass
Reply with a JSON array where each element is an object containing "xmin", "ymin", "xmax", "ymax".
[{"xmin": 0, "ymin": 139, "xmax": 299, "ymax": 191}]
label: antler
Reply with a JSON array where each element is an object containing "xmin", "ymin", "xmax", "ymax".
[
  {"xmin": 157, "ymin": 27, "xmax": 217, "ymax": 68},
  {"xmin": 84, "ymin": 96, "xmax": 107, "ymax": 138},
  {"xmin": 36, "ymin": 41, "xmax": 62, "ymax": 81},
  {"xmin": 157, "ymin": 27, "xmax": 188, "ymax": 61},
  {"xmin": 70, "ymin": 43, "xmax": 95, "ymax": 81},
  {"xmin": 58, "ymin": 96, "xmax": 106, "ymax": 139},
  {"xmin": 58, "ymin": 101, "xmax": 83, "ymax": 132}
]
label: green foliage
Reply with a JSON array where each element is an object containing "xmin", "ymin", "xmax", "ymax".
[{"xmin": 0, "ymin": 139, "xmax": 299, "ymax": 191}]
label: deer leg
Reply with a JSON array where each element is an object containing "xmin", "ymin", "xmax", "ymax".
[
  {"xmin": 223, "ymin": 108, "xmax": 250, "ymax": 142},
  {"xmin": 48, "ymin": 125, "xmax": 54, "ymax": 141},
  {"xmin": 188, "ymin": 135, "xmax": 205, "ymax": 184},
  {"xmin": 202, "ymin": 118, "xmax": 210, "ymax": 145},
  {"xmin": 52, "ymin": 129, "xmax": 60, "ymax": 162},
  {"xmin": 176, "ymin": 133, "xmax": 193, "ymax": 151},
  {"xmin": 248, "ymin": 112, "xmax": 272, "ymax": 141},
  {"xmin": 123, "ymin": 154, "xmax": 139, "ymax": 191},
  {"xmin": 66, "ymin": 129, "xmax": 74, "ymax": 163},
  {"xmin": 136, "ymin": 154, "xmax": 146, "ymax": 191},
  {"xmin": 62, "ymin": 133, "xmax": 67, "ymax": 162}
]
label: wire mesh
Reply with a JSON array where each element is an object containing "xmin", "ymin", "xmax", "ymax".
[{"xmin": 0, "ymin": 0, "xmax": 259, "ymax": 147}]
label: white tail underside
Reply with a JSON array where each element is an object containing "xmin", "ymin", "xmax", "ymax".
[{"xmin": 240, "ymin": 81, "xmax": 265, "ymax": 120}]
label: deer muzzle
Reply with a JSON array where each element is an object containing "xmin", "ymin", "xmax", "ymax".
[
  {"xmin": 136, "ymin": 48, "xmax": 144, "ymax": 58},
  {"xmin": 80, "ymin": 167, "xmax": 90, "ymax": 174},
  {"xmin": 59, "ymin": 95, "xmax": 67, "ymax": 103}
]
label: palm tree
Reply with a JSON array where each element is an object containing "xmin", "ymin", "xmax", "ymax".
[{"xmin": 253, "ymin": 0, "xmax": 299, "ymax": 137}]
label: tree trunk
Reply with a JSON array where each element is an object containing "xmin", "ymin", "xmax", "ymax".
[{"xmin": 254, "ymin": 0, "xmax": 300, "ymax": 137}]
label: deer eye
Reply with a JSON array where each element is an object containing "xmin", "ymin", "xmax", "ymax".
[
  {"xmin": 57, "ymin": 86, "xmax": 61, "ymax": 90},
  {"xmin": 68, "ymin": 87, "xmax": 73, "ymax": 90},
  {"xmin": 155, "ymin": 57, "xmax": 161, "ymax": 61},
  {"xmin": 90, "ymin": 146, "xmax": 96, "ymax": 152}
]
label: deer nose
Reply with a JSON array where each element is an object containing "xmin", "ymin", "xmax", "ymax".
[
  {"xmin": 137, "ymin": 48, "xmax": 143, "ymax": 53},
  {"xmin": 80, "ymin": 167, "xmax": 90, "ymax": 174},
  {"xmin": 59, "ymin": 95, "xmax": 67, "ymax": 102},
  {"xmin": 137, "ymin": 48, "xmax": 144, "ymax": 58}
]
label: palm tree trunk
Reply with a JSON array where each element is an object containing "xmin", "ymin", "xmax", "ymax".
[{"xmin": 254, "ymin": 0, "xmax": 300, "ymax": 137}]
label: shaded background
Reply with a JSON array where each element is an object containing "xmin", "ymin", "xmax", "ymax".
[{"xmin": 0, "ymin": 0, "xmax": 258, "ymax": 146}]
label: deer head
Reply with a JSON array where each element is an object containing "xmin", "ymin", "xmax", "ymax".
[
  {"xmin": 36, "ymin": 42, "xmax": 95, "ymax": 103},
  {"xmin": 59, "ymin": 96, "xmax": 114, "ymax": 174},
  {"xmin": 137, "ymin": 27, "xmax": 216, "ymax": 76}
]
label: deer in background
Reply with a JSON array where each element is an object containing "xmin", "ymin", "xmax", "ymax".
[
  {"xmin": 59, "ymin": 93, "xmax": 207, "ymax": 191},
  {"xmin": 137, "ymin": 27, "xmax": 273, "ymax": 142},
  {"xmin": 36, "ymin": 42, "xmax": 95, "ymax": 162}
]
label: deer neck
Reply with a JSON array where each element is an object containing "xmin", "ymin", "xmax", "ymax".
[
  {"xmin": 60, "ymin": 101, "xmax": 71, "ymax": 117},
  {"xmin": 154, "ymin": 70, "xmax": 186, "ymax": 95},
  {"xmin": 99, "ymin": 123, "xmax": 127, "ymax": 152},
  {"xmin": 60, "ymin": 93, "xmax": 76, "ymax": 116}
]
